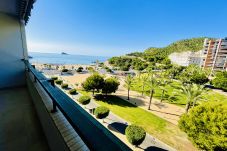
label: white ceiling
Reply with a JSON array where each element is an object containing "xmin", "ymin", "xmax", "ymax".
[{"xmin": 0, "ymin": 0, "xmax": 18, "ymax": 16}]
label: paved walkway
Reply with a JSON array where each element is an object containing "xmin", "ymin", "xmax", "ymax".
[
  {"xmin": 115, "ymin": 78, "xmax": 185, "ymax": 125},
  {"xmin": 59, "ymin": 83, "xmax": 175, "ymax": 151},
  {"xmin": 212, "ymin": 89, "xmax": 227, "ymax": 97}
]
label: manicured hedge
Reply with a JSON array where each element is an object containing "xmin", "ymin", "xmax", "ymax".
[
  {"xmin": 78, "ymin": 96, "xmax": 91, "ymax": 105},
  {"xmin": 77, "ymin": 67, "xmax": 83, "ymax": 72},
  {"xmin": 125, "ymin": 124, "xmax": 146, "ymax": 146},
  {"xmin": 61, "ymin": 83, "xmax": 68, "ymax": 89},
  {"xmin": 94, "ymin": 106, "xmax": 110, "ymax": 119},
  {"xmin": 55, "ymin": 80, "xmax": 63, "ymax": 85},
  {"xmin": 62, "ymin": 69, "xmax": 68, "ymax": 72},
  {"xmin": 69, "ymin": 89, "xmax": 77, "ymax": 95},
  {"xmin": 51, "ymin": 76, "xmax": 58, "ymax": 80}
]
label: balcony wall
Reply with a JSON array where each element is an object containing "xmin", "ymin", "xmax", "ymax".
[{"xmin": 0, "ymin": 13, "xmax": 27, "ymax": 88}]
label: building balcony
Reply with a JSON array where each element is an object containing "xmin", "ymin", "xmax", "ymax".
[
  {"xmin": 0, "ymin": 61, "xmax": 131, "ymax": 151},
  {"xmin": 0, "ymin": 87, "xmax": 49, "ymax": 151}
]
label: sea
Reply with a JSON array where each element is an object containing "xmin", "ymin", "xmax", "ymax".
[{"xmin": 28, "ymin": 52, "xmax": 110, "ymax": 65}]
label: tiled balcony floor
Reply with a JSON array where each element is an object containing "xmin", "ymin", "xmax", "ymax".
[{"xmin": 0, "ymin": 87, "xmax": 49, "ymax": 151}]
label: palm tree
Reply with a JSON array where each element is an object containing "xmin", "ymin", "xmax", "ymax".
[
  {"xmin": 159, "ymin": 78, "xmax": 171, "ymax": 102},
  {"xmin": 179, "ymin": 83, "xmax": 206, "ymax": 113},
  {"xmin": 125, "ymin": 75, "xmax": 134, "ymax": 100},
  {"xmin": 147, "ymin": 73, "xmax": 158, "ymax": 110},
  {"xmin": 139, "ymin": 74, "xmax": 149, "ymax": 96}
]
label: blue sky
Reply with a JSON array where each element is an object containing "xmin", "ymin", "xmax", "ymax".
[{"xmin": 26, "ymin": 0, "xmax": 227, "ymax": 56}]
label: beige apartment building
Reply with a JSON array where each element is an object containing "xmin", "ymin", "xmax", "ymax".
[{"xmin": 201, "ymin": 38, "xmax": 227, "ymax": 71}]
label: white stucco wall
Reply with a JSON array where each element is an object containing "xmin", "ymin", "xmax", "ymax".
[
  {"xmin": 168, "ymin": 51, "xmax": 191, "ymax": 66},
  {"xmin": 0, "ymin": 13, "xmax": 28, "ymax": 88}
]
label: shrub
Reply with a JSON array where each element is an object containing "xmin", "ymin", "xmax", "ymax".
[
  {"xmin": 61, "ymin": 83, "xmax": 68, "ymax": 89},
  {"xmin": 179, "ymin": 102, "xmax": 227, "ymax": 150},
  {"xmin": 212, "ymin": 71, "xmax": 227, "ymax": 91},
  {"xmin": 78, "ymin": 95, "xmax": 91, "ymax": 105},
  {"xmin": 125, "ymin": 125, "xmax": 146, "ymax": 146},
  {"xmin": 77, "ymin": 66, "xmax": 83, "ymax": 72},
  {"xmin": 69, "ymin": 89, "xmax": 77, "ymax": 95},
  {"xmin": 190, "ymin": 73, "xmax": 209, "ymax": 85},
  {"xmin": 94, "ymin": 106, "xmax": 110, "ymax": 119},
  {"xmin": 55, "ymin": 80, "xmax": 63, "ymax": 85},
  {"xmin": 62, "ymin": 68, "xmax": 68, "ymax": 72},
  {"xmin": 51, "ymin": 76, "xmax": 58, "ymax": 80},
  {"xmin": 106, "ymin": 68, "xmax": 113, "ymax": 73},
  {"xmin": 87, "ymin": 67, "xmax": 95, "ymax": 72},
  {"xmin": 212, "ymin": 78, "xmax": 227, "ymax": 91}
]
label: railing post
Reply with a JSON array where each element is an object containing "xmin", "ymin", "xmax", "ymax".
[
  {"xmin": 32, "ymin": 65, "xmax": 35, "ymax": 69},
  {"xmin": 51, "ymin": 101, "xmax": 57, "ymax": 113},
  {"xmin": 47, "ymin": 79, "xmax": 55, "ymax": 87},
  {"xmin": 47, "ymin": 79, "xmax": 57, "ymax": 113}
]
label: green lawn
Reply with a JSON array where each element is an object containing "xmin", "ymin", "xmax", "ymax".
[
  {"xmin": 79, "ymin": 90, "xmax": 196, "ymax": 150},
  {"xmin": 131, "ymin": 79, "xmax": 227, "ymax": 106}
]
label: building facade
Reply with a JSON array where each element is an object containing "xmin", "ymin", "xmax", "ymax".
[
  {"xmin": 169, "ymin": 51, "xmax": 202, "ymax": 66},
  {"xmin": 201, "ymin": 38, "xmax": 227, "ymax": 71}
]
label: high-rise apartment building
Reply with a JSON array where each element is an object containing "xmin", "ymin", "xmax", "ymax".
[{"xmin": 201, "ymin": 38, "xmax": 227, "ymax": 71}]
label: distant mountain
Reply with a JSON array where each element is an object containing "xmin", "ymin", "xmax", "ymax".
[
  {"xmin": 145, "ymin": 37, "xmax": 208, "ymax": 55},
  {"xmin": 109, "ymin": 37, "xmax": 214, "ymax": 71},
  {"xmin": 61, "ymin": 52, "xmax": 68, "ymax": 55},
  {"xmin": 126, "ymin": 37, "xmax": 214, "ymax": 61}
]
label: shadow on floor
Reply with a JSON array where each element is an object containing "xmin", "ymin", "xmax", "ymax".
[
  {"xmin": 95, "ymin": 94, "xmax": 138, "ymax": 108},
  {"xmin": 113, "ymin": 94, "xmax": 147, "ymax": 106},
  {"xmin": 107, "ymin": 122, "xmax": 128, "ymax": 134},
  {"xmin": 144, "ymin": 146, "xmax": 168, "ymax": 151}
]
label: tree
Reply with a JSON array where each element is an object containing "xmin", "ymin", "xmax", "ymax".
[
  {"xmin": 102, "ymin": 77, "xmax": 120, "ymax": 96},
  {"xmin": 147, "ymin": 72, "xmax": 158, "ymax": 110},
  {"xmin": 178, "ymin": 83, "xmax": 207, "ymax": 113},
  {"xmin": 166, "ymin": 64, "xmax": 185, "ymax": 80},
  {"xmin": 138, "ymin": 74, "xmax": 149, "ymax": 96},
  {"xmin": 125, "ymin": 75, "xmax": 134, "ymax": 100},
  {"xmin": 159, "ymin": 78, "xmax": 171, "ymax": 102},
  {"xmin": 82, "ymin": 74, "xmax": 104, "ymax": 95},
  {"xmin": 180, "ymin": 65, "xmax": 209, "ymax": 85},
  {"xmin": 178, "ymin": 102, "xmax": 227, "ymax": 151}
]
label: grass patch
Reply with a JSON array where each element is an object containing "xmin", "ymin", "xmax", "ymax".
[
  {"xmin": 79, "ymin": 89, "xmax": 196, "ymax": 150},
  {"xmin": 96, "ymin": 95, "xmax": 166, "ymax": 131},
  {"xmin": 131, "ymin": 79, "xmax": 227, "ymax": 106}
]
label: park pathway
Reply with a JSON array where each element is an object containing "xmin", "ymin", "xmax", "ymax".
[
  {"xmin": 115, "ymin": 77, "xmax": 185, "ymax": 125},
  {"xmin": 72, "ymin": 93, "xmax": 175, "ymax": 151},
  {"xmin": 57, "ymin": 82, "xmax": 176, "ymax": 151}
]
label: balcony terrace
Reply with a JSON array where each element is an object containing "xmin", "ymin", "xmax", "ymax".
[
  {"xmin": 0, "ymin": 87, "xmax": 49, "ymax": 151},
  {"xmin": 0, "ymin": 0, "xmax": 132, "ymax": 150}
]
